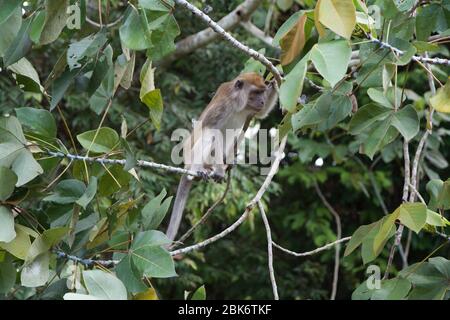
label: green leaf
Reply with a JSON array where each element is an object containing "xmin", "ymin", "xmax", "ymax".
[
  {"xmin": 89, "ymin": 76, "xmax": 114, "ymax": 114},
  {"xmin": 426, "ymin": 210, "xmax": 447, "ymax": 227},
  {"xmin": 89, "ymin": 66, "xmax": 114, "ymax": 115},
  {"xmin": 437, "ymin": 179, "xmax": 450, "ymax": 210},
  {"xmin": 26, "ymin": 227, "xmax": 68, "ymax": 263},
  {"xmin": 0, "ymin": 0, "xmax": 22, "ymax": 25},
  {"xmin": 0, "ymin": 224, "xmax": 32, "ymax": 260},
  {"xmin": 21, "ymin": 252, "xmax": 50, "ymax": 287},
  {"xmin": 430, "ymin": 77, "xmax": 450, "ymax": 114},
  {"xmin": 191, "ymin": 285, "xmax": 206, "ymax": 300},
  {"xmin": 49, "ymin": 67, "xmax": 79, "ymax": 110},
  {"xmin": 367, "ymin": 88, "xmax": 393, "ymax": 108},
  {"xmin": 67, "ymin": 32, "xmax": 108, "ymax": 70},
  {"xmin": 39, "ymin": 0, "xmax": 69, "ymax": 45},
  {"xmin": 0, "ymin": 206, "xmax": 16, "ymax": 243},
  {"xmin": 76, "ymin": 177, "xmax": 97, "ymax": 209},
  {"xmin": 82, "ymin": 270, "xmax": 127, "ymax": 300},
  {"xmin": 351, "ymin": 280, "xmax": 375, "ymax": 300},
  {"xmin": 130, "ymin": 230, "xmax": 176, "ymax": 278},
  {"xmin": 391, "ymin": 105, "xmax": 420, "ymax": 141},
  {"xmin": 98, "ymin": 165, "xmax": 131, "ymax": 197},
  {"xmin": 142, "ymin": 189, "xmax": 172, "ymax": 230},
  {"xmin": 426, "ymin": 179, "xmax": 443, "ymax": 211},
  {"xmin": 373, "ymin": 213, "xmax": 397, "ymax": 255},
  {"xmin": 317, "ymin": 93, "xmax": 352, "ymax": 131},
  {"xmin": 292, "ymin": 92, "xmax": 351, "ymax": 131},
  {"xmin": 3, "ymin": 16, "xmax": 33, "ymax": 67},
  {"xmin": 0, "ymin": 116, "xmax": 43, "ymax": 186},
  {"xmin": 0, "ymin": 7, "xmax": 21, "ymax": 57},
  {"xmin": 279, "ymin": 56, "xmax": 308, "ymax": 112},
  {"xmin": 361, "ymin": 217, "xmax": 395, "ymax": 264},
  {"xmin": 0, "ymin": 167, "xmax": 17, "ymax": 201},
  {"xmin": 349, "ymin": 104, "xmax": 392, "ymax": 134},
  {"xmin": 372, "ymin": 278, "xmax": 411, "ymax": 300},
  {"xmin": 29, "ymin": 11, "xmax": 46, "ymax": 44},
  {"xmin": 415, "ymin": 4, "xmax": 439, "ymax": 41},
  {"xmin": 77, "ymin": 127, "xmax": 120, "ymax": 154},
  {"xmin": 146, "ymin": 12, "xmax": 180, "ymax": 61},
  {"xmin": 43, "ymin": 179, "xmax": 86, "ymax": 204},
  {"xmin": 397, "ymin": 202, "xmax": 427, "ymax": 233},
  {"xmin": 362, "ymin": 118, "xmax": 392, "ymax": 159},
  {"xmin": 0, "ymin": 254, "xmax": 16, "ymax": 293},
  {"xmin": 400, "ymin": 261, "xmax": 450, "ymax": 299},
  {"xmin": 8, "ymin": 58, "xmax": 44, "ymax": 93},
  {"xmin": 353, "ymin": 277, "xmax": 411, "ymax": 300},
  {"xmin": 344, "ymin": 221, "xmax": 378, "ymax": 257},
  {"xmin": 115, "ymin": 255, "xmax": 147, "ymax": 294},
  {"xmin": 142, "ymin": 89, "xmax": 164, "ymax": 130},
  {"xmin": 120, "ymin": 6, "xmax": 152, "ymax": 51},
  {"xmin": 15, "ymin": 107, "xmax": 56, "ymax": 138},
  {"xmin": 139, "ymin": 0, "xmax": 174, "ymax": 11},
  {"xmin": 311, "ymin": 40, "xmax": 351, "ymax": 87},
  {"xmin": 316, "ymin": 0, "xmax": 356, "ymax": 39}
]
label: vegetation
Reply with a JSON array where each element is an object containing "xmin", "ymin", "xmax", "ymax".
[{"xmin": 0, "ymin": 0, "xmax": 450, "ymax": 300}]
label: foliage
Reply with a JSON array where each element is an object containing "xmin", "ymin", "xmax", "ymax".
[{"xmin": 0, "ymin": 0, "xmax": 450, "ymax": 300}]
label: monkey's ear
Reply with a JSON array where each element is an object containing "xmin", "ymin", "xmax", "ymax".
[{"xmin": 234, "ymin": 79, "xmax": 243, "ymax": 90}]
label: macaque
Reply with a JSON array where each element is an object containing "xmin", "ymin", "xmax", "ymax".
[{"xmin": 166, "ymin": 72, "xmax": 278, "ymax": 241}]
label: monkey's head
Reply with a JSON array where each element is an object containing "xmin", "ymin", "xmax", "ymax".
[{"xmin": 233, "ymin": 73, "xmax": 275, "ymax": 112}]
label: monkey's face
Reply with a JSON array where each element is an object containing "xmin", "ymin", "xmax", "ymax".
[
  {"xmin": 234, "ymin": 74, "xmax": 276, "ymax": 113},
  {"xmin": 247, "ymin": 87, "xmax": 267, "ymax": 111}
]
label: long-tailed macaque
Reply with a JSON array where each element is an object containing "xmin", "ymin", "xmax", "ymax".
[{"xmin": 166, "ymin": 73, "xmax": 278, "ymax": 241}]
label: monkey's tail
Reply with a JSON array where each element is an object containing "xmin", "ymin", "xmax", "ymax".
[{"xmin": 166, "ymin": 175, "xmax": 193, "ymax": 242}]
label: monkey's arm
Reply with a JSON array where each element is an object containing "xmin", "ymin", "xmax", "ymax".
[{"xmin": 166, "ymin": 175, "xmax": 193, "ymax": 241}]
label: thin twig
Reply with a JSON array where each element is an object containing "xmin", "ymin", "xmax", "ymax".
[
  {"xmin": 408, "ymin": 183, "xmax": 426, "ymax": 204},
  {"xmin": 384, "ymin": 140, "xmax": 410, "ymax": 280},
  {"xmin": 369, "ymin": 35, "xmax": 450, "ymax": 66},
  {"xmin": 258, "ymin": 200, "xmax": 279, "ymax": 300},
  {"xmin": 313, "ymin": 181, "xmax": 342, "ymax": 300},
  {"xmin": 272, "ymin": 237, "xmax": 351, "ymax": 257},
  {"xmin": 55, "ymin": 250, "xmax": 117, "ymax": 268}
]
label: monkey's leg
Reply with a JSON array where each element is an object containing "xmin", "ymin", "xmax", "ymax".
[{"xmin": 189, "ymin": 130, "xmax": 215, "ymax": 181}]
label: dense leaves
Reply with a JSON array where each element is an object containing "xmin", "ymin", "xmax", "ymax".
[{"xmin": 0, "ymin": 0, "xmax": 449, "ymax": 301}]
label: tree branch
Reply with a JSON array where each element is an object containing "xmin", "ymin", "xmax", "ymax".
[
  {"xmin": 313, "ymin": 181, "xmax": 342, "ymax": 300},
  {"xmin": 384, "ymin": 140, "xmax": 410, "ymax": 279},
  {"xmin": 172, "ymin": 0, "xmax": 282, "ymax": 83},
  {"xmin": 369, "ymin": 35, "xmax": 450, "ymax": 66},
  {"xmin": 272, "ymin": 237, "xmax": 351, "ymax": 257},
  {"xmin": 258, "ymin": 200, "xmax": 279, "ymax": 300},
  {"xmin": 47, "ymin": 151, "xmax": 215, "ymax": 179},
  {"xmin": 170, "ymin": 136, "xmax": 287, "ymax": 256},
  {"xmin": 240, "ymin": 20, "xmax": 278, "ymax": 48}
]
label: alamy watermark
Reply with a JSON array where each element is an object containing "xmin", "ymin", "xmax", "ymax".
[{"xmin": 170, "ymin": 122, "xmax": 282, "ymax": 176}]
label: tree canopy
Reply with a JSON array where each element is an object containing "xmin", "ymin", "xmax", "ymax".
[{"xmin": 0, "ymin": 0, "xmax": 450, "ymax": 300}]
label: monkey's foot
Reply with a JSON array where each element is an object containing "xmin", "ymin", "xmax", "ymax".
[{"xmin": 196, "ymin": 170, "xmax": 210, "ymax": 181}]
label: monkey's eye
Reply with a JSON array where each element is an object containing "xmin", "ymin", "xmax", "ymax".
[{"xmin": 234, "ymin": 80, "xmax": 244, "ymax": 89}]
